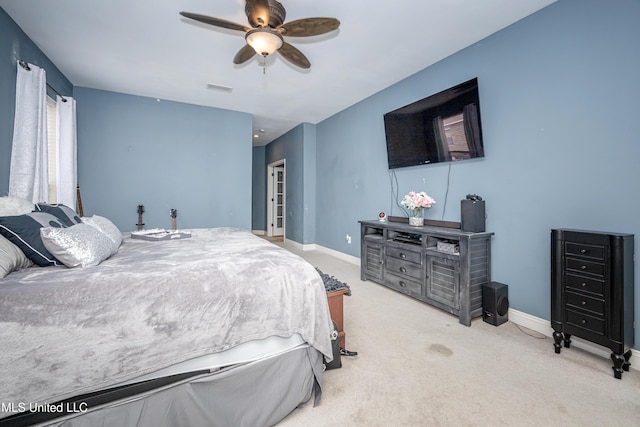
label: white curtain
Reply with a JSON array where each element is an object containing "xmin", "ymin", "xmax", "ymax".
[
  {"xmin": 9, "ymin": 62, "xmax": 49, "ymax": 203},
  {"xmin": 56, "ymin": 95, "xmax": 77, "ymax": 208}
]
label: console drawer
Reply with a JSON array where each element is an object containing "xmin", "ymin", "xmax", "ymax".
[
  {"xmin": 385, "ymin": 246, "xmax": 421, "ymax": 264},
  {"xmin": 384, "ymin": 273, "xmax": 422, "ymax": 298},
  {"xmin": 385, "ymin": 256, "xmax": 423, "ymax": 281},
  {"xmin": 565, "ymin": 290, "xmax": 605, "ymax": 317}
]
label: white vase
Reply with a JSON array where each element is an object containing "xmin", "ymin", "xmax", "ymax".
[{"xmin": 408, "ymin": 216, "xmax": 424, "ymax": 227}]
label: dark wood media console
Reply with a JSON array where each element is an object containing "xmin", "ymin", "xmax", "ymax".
[{"xmin": 359, "ymin": 220, "xmax": 493, "ymax": 326}]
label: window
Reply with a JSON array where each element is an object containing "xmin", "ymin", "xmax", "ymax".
[{"xmin": 46, "ymin": 96, "xmax": 57, "ymax": 204}]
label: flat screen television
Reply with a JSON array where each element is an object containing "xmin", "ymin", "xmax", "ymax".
[{"xmin": 383, "ymin": 78, "xmax": 484, "ymax": 169}]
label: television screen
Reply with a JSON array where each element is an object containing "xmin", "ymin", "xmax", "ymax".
[{"xmin": 383, "ymin": 78, "xmax": 484, "ymax": 169}]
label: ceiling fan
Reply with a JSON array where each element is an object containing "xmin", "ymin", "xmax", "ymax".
[{"xmin": 180, "ymin": 0, "xmax": 340, "ymax": 69}]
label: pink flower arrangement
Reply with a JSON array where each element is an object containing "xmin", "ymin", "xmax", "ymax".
[{"xmin": 401, "ymin": 191, "xmax": 436, "ymax": 215}]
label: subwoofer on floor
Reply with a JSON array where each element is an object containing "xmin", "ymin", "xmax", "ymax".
[{"xmin": 482, "ymin": 281, "xmax": 509, "ymax": 326}]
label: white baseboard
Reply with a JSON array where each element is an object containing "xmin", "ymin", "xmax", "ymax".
[
  {"xmin": 282, "ymin": 241, "xmax": 361, "ymax": 265},
  {"xmin": 252, "ymin": 230, "xmax": 266, "ymax": 236},
  {"xmin": 283, "ymin": 239, "xmax": 306, "ymax": 252},
  {"xmin": 508, "ymin": 308, "xmax": 639, "ymax": 372},
  {"xmin": 313, "ymin": 244, "xmax": 361, "ymax": 266}
]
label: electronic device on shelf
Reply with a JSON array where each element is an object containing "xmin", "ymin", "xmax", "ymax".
[
  {"xmin": 436, "ymin": 240, "xmax": 459, "ymax": 254},
  {"xmin": 392, "ymin": 232, "xmax": 422, "ymax": 245}
]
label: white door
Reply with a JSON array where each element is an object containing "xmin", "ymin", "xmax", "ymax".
[{"xmin": 272, "ymin": 165, "xmax": 285, "ymax": 236}]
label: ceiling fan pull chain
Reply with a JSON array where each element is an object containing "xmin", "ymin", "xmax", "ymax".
[{"xmin": 260, "ymin": 56, "xmax": 267, "ymax": 74}]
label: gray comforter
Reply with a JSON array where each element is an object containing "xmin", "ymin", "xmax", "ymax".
[{"xmin": 0, "ymin": 227, "xmax": 333, "ymax": 415}]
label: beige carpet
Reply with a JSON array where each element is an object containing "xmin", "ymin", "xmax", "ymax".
[{"xmin": 275, "ymin": 244, "xmax": 640, "ymax": 427}]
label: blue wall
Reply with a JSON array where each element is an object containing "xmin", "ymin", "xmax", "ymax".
[
  {"xmin": 310, "ymin": 0, "xmax": 640, "ymax": 346},
  {"xmin": 0, "ymin": 7, "xmax": 72, "ymax": 195},
  {"xmin": 302, "ymin": 123, "xmax": 317, "ymax": 245},
  {"xmin": 75, "ymin": 87, "xmax": 253, "ymax": 231},
  {"xmin": 252, "ymin": 145, "xmax": 267, "ymax": 231},
  {"xmin": 264, "ymin": 123, "xmax": 316, "ymax": 244}
]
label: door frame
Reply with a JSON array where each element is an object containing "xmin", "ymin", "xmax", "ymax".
[{"xmin": 267, "ymin": 159, "xmax": 286, "ymax": 238}]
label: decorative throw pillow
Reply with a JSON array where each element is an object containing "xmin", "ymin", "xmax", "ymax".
[
  {"xmin": 0, "ymin": 234, "xmax": 33, "ymax": 278},
  {"xmin": 40, "ymin": 223, "xmax": 114, "ymax": 268},
  {"xmin": 0, "ymin": 196, "xmax": 34, "ymax": 216},
  {"xmin": 34, "ymin": 203, "xmax": 82, "ymax": 227},
  {"xmin": 82, "ymin": 215, "xmax": 123, "ymax": 252},
  {"xmin": 0, "ymin": 213, "xmax": 66, "ymax": 266}
]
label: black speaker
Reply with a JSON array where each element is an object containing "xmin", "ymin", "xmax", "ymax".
[
  {"xmin": 483, "ymin": 281, "xmax": 509, "ymax": 326},
  {"xmin": 461, "ymin": 199, "xmax": 485, "ymax": 232}
]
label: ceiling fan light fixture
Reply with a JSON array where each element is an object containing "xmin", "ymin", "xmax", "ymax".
[{"xmin": 245, "ymin": 28, "xmax": 283, "ymax": 57}]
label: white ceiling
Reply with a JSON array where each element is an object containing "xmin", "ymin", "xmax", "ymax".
[{"xmin": 1, "ymin": 0, "xmax": 556, "ymax": 145}]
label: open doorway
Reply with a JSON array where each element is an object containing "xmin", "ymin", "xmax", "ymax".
[{"xmin": 267, "ymin": 160, "xmax": 285, "ymax": 239}]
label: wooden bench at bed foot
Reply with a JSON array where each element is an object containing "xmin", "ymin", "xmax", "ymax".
[{"xmin": 327, "ymin": 288, "xmax": 349, "ymax": 349}]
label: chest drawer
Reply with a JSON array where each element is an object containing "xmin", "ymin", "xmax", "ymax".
[
  {"xmin": 565, "ymin": 290, "xmax": 605, "ymax": 317},
  {"xmin": 386, "ymin": 246, "xmax": 422, "ymax": 264},
  {"xmin": 385, "ymin": 256, "xmax": 423, "ymax": 281},
  {"xmin": 565, "ymin": 257, "xmax": 606, "ymax": 277},
  {"xmin": 565, "ymin": 242, "xmax": 605, "ymax": 260},
  {"xmin": 565, "ymin": 309, "xmax": 606, "ymax": 336},
  {"xmin": 565, "ymin": 273, "xmax": 604, "ymax": 296}
]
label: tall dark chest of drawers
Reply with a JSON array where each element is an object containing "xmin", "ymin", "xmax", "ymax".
[{"xmin": 551, "ymin": 229, "xmax": 635, "ymax": 379}]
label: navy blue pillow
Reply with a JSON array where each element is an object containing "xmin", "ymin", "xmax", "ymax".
[
  {"xmin": 0, "ymin": 213, "xmax": 66, "ymax": 266},
  {"xmin": 34, "ymin": 203, "xmax": 82, "ymax": 227}
]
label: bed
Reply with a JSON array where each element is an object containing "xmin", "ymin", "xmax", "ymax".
[{"xmin": 0, "ymin": 213, "xmax": 334, "ymax": 427}]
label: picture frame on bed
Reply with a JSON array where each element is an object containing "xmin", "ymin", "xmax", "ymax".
[{"xmin": 130, "ymin": 229, "xmax": 192, "ymax": 241}]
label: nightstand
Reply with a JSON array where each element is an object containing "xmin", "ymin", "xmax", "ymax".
[{"xmin": 327, "ymin": 288, "xmax": 349, "ymax": 349}]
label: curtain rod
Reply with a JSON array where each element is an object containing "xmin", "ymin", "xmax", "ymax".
[{"xmin": 18, "ymin": 60, "xmax": 68, "ymax": 103}]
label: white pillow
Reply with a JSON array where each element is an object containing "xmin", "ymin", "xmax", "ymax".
[
  {"xmin": 0, "ymin": 234, "xmax": 33, "ymax": 278},
  {"xmin": 40, "ymin": 223, "xmax": 114, "ymax": 268},
  {"xmin": 81, "ymin": 215, "xmax": 123, "ymax": 251},
  {"xmin": 0, "ymin": 196, "xmax": 34, "ymax": 216}
]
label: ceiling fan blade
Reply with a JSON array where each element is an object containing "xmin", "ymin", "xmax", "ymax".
[
  {"xmin": 245, "ymin": 0, "xmax": 271, "ymax": 28},
  {"xmin": 279, "ymin": 18, "xmax": 340, "ymax": 37},
  {"xmin": 233, "ymin": 44, "xmax": 257, "ymax": 64},
  {"xmin": 278, "ymin": 42, "xmax": 310, "ymax": 69},
  {"xmin": 180, "ymin": 12, "xmax": 250, "ymax": 32}
]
